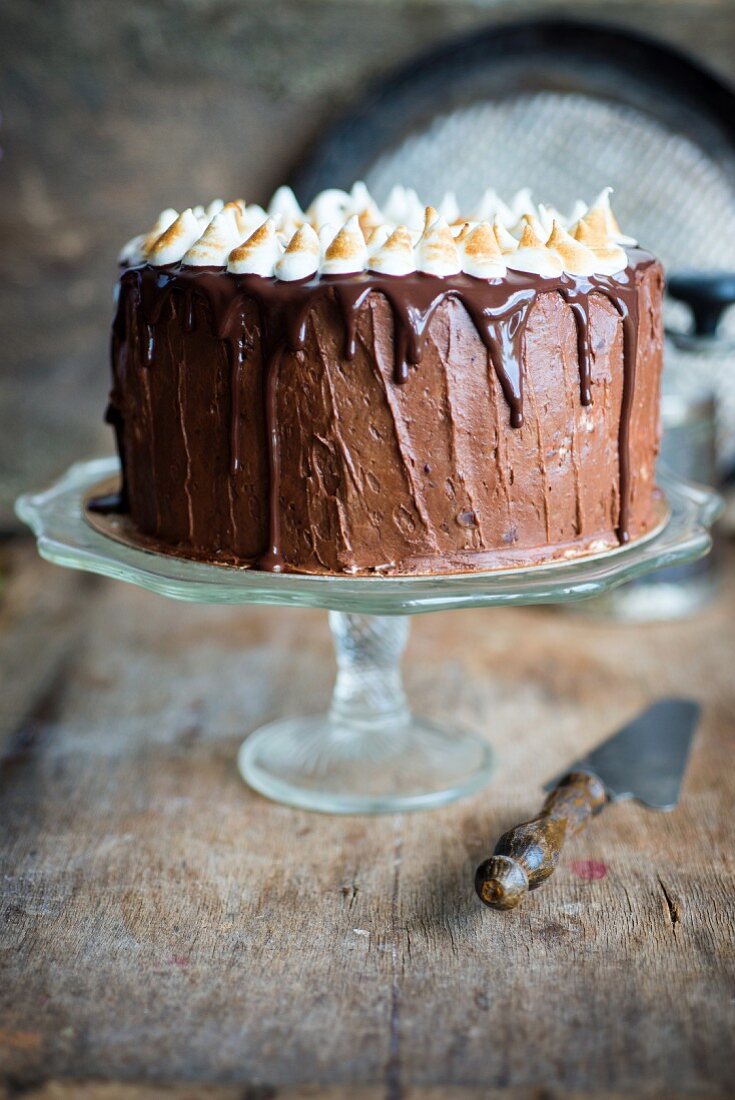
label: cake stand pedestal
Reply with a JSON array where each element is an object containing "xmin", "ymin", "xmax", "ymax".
[{"xmin": 17, "ymin": 458, "xmax": 720, "ymax": 814}]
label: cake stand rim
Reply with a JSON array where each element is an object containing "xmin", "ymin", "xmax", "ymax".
[{"xmin": 15, "ymin": 456, "xmax": 721, "ymax": 615}]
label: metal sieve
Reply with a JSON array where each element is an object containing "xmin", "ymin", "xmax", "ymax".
[{"xmin": 291, "ymin": 18, "xmax": 735, "ymax": 461}]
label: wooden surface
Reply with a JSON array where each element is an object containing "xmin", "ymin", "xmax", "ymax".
[{"xmin": 1, "ymin": 538, "xmax": 734, "ymax": 1098}]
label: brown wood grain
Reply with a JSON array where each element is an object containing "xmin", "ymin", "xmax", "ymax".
[{"xmin": 1, "ymin": 540, "xmax": 734, "ymax": 1096}]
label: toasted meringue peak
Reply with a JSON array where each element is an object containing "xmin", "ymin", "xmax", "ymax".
[
  {"xmin": 268, "ymin": 186, "xmax": 303, "ymax": 225},
  {"xmin": 507, "ymin": 218, "xmax": 563, "ymax": 277},
  {"xmin": 516, "ymin": 216, "xmax": 549, "ymax": 249},
  {"xmin": 119, "ymin": 208, "xmax": 178, "ymax": 265},
  {"xmin": 227, "ymin": 218, "xmax": 283, "ymax": 276},
  {"xmin": 416, "ymin": 215, "xmax": 461, "ymax": 277},
  {"xmin": 537, "ymin": 202, "xmax": 563, "ymax": 239},
  {"xmin": 567, "ymin": 199, "xmax": 588, "ymax": 226},
  {"xmin": 382, "ymin": 185, "xmax": 426, "ymax": 231},
  {"xmin": 510, "ymin": 187, "xmax": 535, "ymax": 222},
  {"xmin": 366, "ymin": 224, "xmax": 392, "ymax": 255},
  {"xmin": 350, "ymin": 181, "xmax": 382, "ymax": 227},
  {"xmin": 423, "ymin": 206, "xmax": 440, "ymax": 233},
  {"xmin": 318, "ymin": 224, "xmax": 338, "ymax": 253},
  {"xmin": 493, "ymin": 218, "xmax": 519, "ymax": 254},
  {"xmin": 182, "ymin": 207, "xmax": 243, "ymax": 267},
  {"xmin": 125, "ymin": 183, "xmax": 637, "ymax": 279},
  {"xmin": 307, "ymin": 188, "xmax": 350, "ymax": 231},
  {"xmin": 573, "ymin": 216, "xmax": 627, "ymax": 275},
  {"xmin": 275, "ymin": 223, "xmax": 320, "ymax": 281},
  {"xmin": 150, "ymin": 207, "xmax": 179, "ymax": 238},
  {"xmin": 237, "ymin": 203, "xmax": 268, "ymax": 237},
  {"xmin": 546, "ymin": 221, "xmax": 597, "ymax": 276},
  {"xmin": 368, "ymin": 225, "xmax": 416, "ymax": 276},
  {"xmin": 147, "ymin": 209, "xmax": 203, "ymax": 266},
  {"xmin": 437, "ymin": 191, "xmax": 460, "ymax": 225},
  {"xmin": 589, "ymin": 187, "xmax": 637, "ymax": 245},
  {"xmin": 321, "ymin": 215, "xmax": 368, "ymax": 275},
  {"xmin": 220, "ymin": 200, "xmax": 251, "ymax": 238},
  {"xmin": 118, "ymin": 234, "xmax": 148, "ymax": 266},
  {"xmin": 461, "ymin": 222, "xmax": 506, "ymax": 279},
  {"xmin": 473, "ymin": 188, "xmax": 514, "ymax": 226}
]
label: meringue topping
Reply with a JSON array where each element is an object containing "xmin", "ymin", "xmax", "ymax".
[
  {"xmin": 118, "ymin": 207, "xmax": 178, "ymax": 265},
  {"xmin": 366, "ymin": 224, "xmax": 392, "ymax": 256},
  {"xmin": 473, "ymin": 188, "xmax": 514, "ymax": 226},
  {"xmin": 368, "ymin": 225, "xmax": 416, "ymax": 276},
  {"xmin": 182, "ymin": 206, "xmax": 243, "ymax": 267},
  {"xmin": 460, "ymin": 222, "xmax": 507, "ymax": 279},
  {"xmin": 416, "ymin": 214, "xmax": 461, "ymax": 277},
  {"xmin": 589, "ymin": 187, "xmax": 637, "ymax": 246},
  {"xmin": 493, "ymin": 218, "xmax": 519, "ymax": 254},
  {"xmin": 268, "ymin": 186, "xmax": 303, "ymax": 225},
  {"xmin": 573, "ymin": 214, "xmax": 628, "ymax": 276},
  {"xmin": 227, "ymin": 218, "xmax": 283, "ymax": 276},
  {"xmin": 546, "ymin": 221, "xmax": 597, "ymax": 276},
  {"xmin": 274, "ymin": 223, "xmax": 321, "ymax": 281},
  {"xmin": 382, "ymin": 185, "xmax": 429, "ymax": 231},
  {"xmin": 507, "ymin": 219, "xmax": 563, "ymax": 277},
  {"xmin": 146, "ymin": 209, "xmax": 203, "ymax": 266},
  {"xmin": 321, "ymin": 215, "xmax": 368, "ymax": 275},
  {"xmin": 123, "ymin": 183, "xmax": 637, "ymax": 280},
  {"xmin": 437, "ymin": 191, "xmax": 460, "ymax": 225}
]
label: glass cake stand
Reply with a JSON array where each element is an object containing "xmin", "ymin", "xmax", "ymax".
[{"xmin": 16, "ymin": 457, "xmax": 720, "ymax": 815}]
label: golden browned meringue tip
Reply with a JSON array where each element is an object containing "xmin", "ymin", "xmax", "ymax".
[
  {"xmin": 416, "ymin": 215, "xmax": 461, "ymax": 277},
  {"xmin": 461, "ymin": 222, "xmax": 506, "ymax": 278},
  {"xmin": 493, "ymin": 218, "xmax": 518, "ymax": 254},
  {"xmin": 222, "ymin": 200, "xmax": 250, "ymax": 236},
  {"xmin": 182, "ymin": 207, "xmax": 242, "ymax": 266},
  {"xmin": 507, "ymin": 216, "xmax": 563, "ymax": 277},
  {"xmin": 227, "ymin": 218, "xmax": 282, "ymax": 276},
  {"xmin": 128, "ymin": 182, "xmax": 638, "ymax": 278},
  {"xmin": 321, "ymin": 215, "xmax": 368, "ymax": 275},
  {"xmin": 423, "ymin": 206, "xmax": 439, "ymax": 233},
  {"xmin": 368, "ymin": 225, "xmax": 416, "ymax": 276},
  {"xmin": 274, "ymin": 223, "xmax": 321, "ymax": 281},
  {"xmin": 546, "ymin": 221, "xmax": 597, "ymax": 276},
  {"xmin": 146, "ymin": 209, "xmax": 202, "ymax": 265},
  {"xmin": 366, "ymin": 224, "xmax": 391, "ymax": 252},
  {"xmin": 574, "ymin": 208, "xmax": 609, "ymax": 247},
  {"xmin": 587, "ymin": 187, "xmax": 637, "ymax": 244},
  {"xmin": 573, "ymin": 215, "xmax": 627, "ymax": 274},
  {"xmin": 517, "ymin": 216, "xmax": 548, "ymax": 251}
]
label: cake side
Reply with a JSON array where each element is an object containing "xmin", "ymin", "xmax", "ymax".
[
  {"xmin": 109, "ymin": 257, "xmax": 663, "ymax": 574},
  {"xmin": 252, "ymin": 262, "xmax": 664, "ymax": 574}
]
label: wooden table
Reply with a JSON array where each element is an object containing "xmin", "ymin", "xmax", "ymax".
[{"xmin": 1, "ymin": 538, "xmax": 734, "ymax": 1099}]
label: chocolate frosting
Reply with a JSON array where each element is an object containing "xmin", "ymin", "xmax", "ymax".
[{"xmin": 108, "ymin": 253, "xmax": 664, "ymax": 574}]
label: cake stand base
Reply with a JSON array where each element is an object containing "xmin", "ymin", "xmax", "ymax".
[
  {"xmin": 239, "ymin": 714, "xmax": 493, "ymax": 814},
  {"xmin": 238, "ymin": 612, "xmax": 493, "ymax": 814}
]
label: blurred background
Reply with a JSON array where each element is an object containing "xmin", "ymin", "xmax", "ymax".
[{"xmin": 2, "ymin": 0, "xmax": 735, "ymax": 542}]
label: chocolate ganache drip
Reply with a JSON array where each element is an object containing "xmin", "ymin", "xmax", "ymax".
[{"xmin": 111, "ymin": 251, "xmax": 657, "ymax": 570}]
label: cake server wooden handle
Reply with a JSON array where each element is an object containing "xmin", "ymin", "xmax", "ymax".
[{"xmin": 474, "ymin": 771, "xmax": 608, "ymax": 911}]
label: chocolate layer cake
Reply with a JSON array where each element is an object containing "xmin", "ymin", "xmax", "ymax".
[{"xmin": 107, "ymin": 184, "xmax": 664, "ymax": 574}]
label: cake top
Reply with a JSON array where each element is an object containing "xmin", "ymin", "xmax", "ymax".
[{"xmin": 119, "ymin": 183, "xmax": 638, "ymax": 280}]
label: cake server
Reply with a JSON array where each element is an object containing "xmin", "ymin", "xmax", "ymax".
[{"xmin": 474, "ymin": 698, "xmax": 700, "ymax": 911}]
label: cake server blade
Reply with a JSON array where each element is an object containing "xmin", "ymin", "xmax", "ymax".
[{"xmin": 547, "ymin": 697, "xmax": 700, "ymax": 811}]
